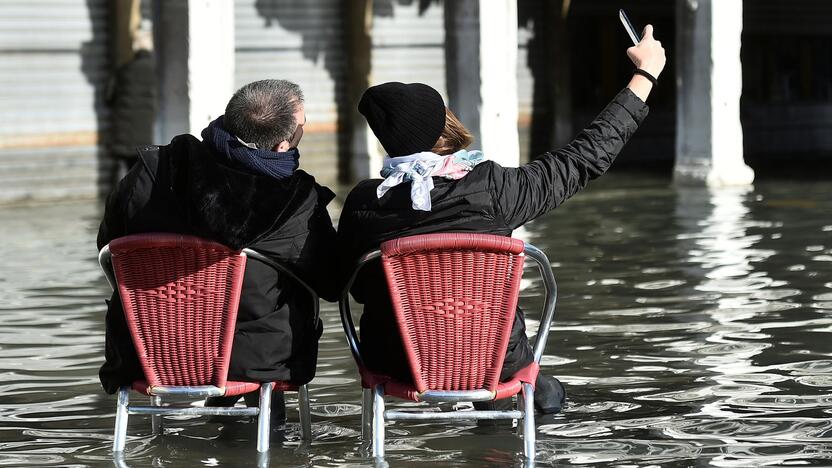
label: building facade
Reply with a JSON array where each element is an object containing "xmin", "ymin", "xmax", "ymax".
[{"xmin": 1, "ymin": 0, "xmax": 830, "ymax": 204}]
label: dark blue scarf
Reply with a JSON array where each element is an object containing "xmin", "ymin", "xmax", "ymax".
[{"xmin": 201, "ymin": 116, "xmax": 299, "ymax": 180}]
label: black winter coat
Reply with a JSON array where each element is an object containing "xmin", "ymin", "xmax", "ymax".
[
  {"xmin": 97, "ymin": 135, "xmax": 338, "ymax": 394},
  {"xmin": 337, "ymin": 88, "xmax": 648, "ymax": 381}
]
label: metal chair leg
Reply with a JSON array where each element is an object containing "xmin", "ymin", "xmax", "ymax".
[
  {"xmin": 150, "ymin": 395, "xmax": 162, "ymax": 435},
  {"xmin": 372, "ymin": 385, "xmax": 385, "ymax": 458},
  {"xmin": 256, "ymin": 382, "xmax": 274, "ymax": 453},
  {"xmin": 522, "ymin": 383, "xmax": 536, "ymax": 460},
  {"xmin": 113, "ymin": 386, "xmax": 130, "ymax": 453},
  {"xmin": 515, "ymin": 394, "xmax": 524, "ymax": 436},
  {"xmin": 113, "ymin": 451, "xmax": 129, "ymax": 468},
  {"xmin": 298, "ymin": 384, "xmax": 312, "ymax": 440},
  {"xmin": 361, "ymin": 387, "xmax": 373, "ymax": 441}
]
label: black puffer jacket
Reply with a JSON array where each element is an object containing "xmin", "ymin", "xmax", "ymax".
[
  {"xmin": 337, "ymin": 88, "xmax": 648, "ymax": 381},
  {"xmin": 97, "ymin": 135, "xmax": 338, "ymax": 394}
]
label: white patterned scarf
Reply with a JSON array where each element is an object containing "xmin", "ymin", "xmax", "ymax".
[{"xmin": 377, "ymin": 149, "xmax": 485, "ymax": 211}]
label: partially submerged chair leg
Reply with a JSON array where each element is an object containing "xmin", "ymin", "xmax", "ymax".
[
  {"xmin": 113, "ymin": 386, "xmax": 130, "ymax": 452},
  {"xmin": 298, "ymin": 384, "xmax": 312, "ymax": 440},
  {"xmin": 361, "ymin": 388, "xmax": 373, "ymax": 441},
  {"xmin": 256, "ymin": 382, "xmax": 274, "ymax": 453},
  {"xmin": 522, "ymin": 382, "xmax": 536, "ymax": 459},
  {"xmin": 150, "ymin": 395, "xmax": 162, "ymax": 435},
  {"xmin": 372, "ymin": 384, "xmax": 385, "ymax": 458},
  {"xmin": 515, "ymin": 395, "xmax": 524, "ymax": 436}
]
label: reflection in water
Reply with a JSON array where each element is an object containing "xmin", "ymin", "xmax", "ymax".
[
  {"xmin": 669, "ymin": 185, "xmax": 831, "ymax": 458},
  {"xmin": 1, "ymin": 175, "xmax": 832, "ymax": 466}
]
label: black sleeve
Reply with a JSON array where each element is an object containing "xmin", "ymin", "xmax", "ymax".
[
  {"xmin": 296, "ymin": 191, "xmax": 340, "ymax": 302},
  {"xmin": 335, "ymin": 188, "xmax": 372, "ymax": 304},
  {"xmin": 335, "ymin": 192, "xmax": 358, "ymax": 295},
  {"xmin": 96, "ymin": 162, "xmax": 144, "ymax": 250},
  {"xmin": 493, "ymin": 88, "xmax": 648, "ymax": 229}
]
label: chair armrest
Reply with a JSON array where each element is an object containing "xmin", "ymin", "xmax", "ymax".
[
  {"xmin": 338, "ymin": 249, "xmax": 382, "ymax": 369},
  {"xmin": 98, "ymin": 245, "xmax": 117, "ymax": 291},
  {"xmin": 523, "ymin": 244, "xmax": 559, "ymax": 363}
]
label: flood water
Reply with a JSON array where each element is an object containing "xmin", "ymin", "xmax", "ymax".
[{"xmin": 1, "ymin": 173, "xmax": 831, "ymax": 467}]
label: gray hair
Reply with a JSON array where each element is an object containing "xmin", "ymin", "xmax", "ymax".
[{"xmin": 224, "ymin": 79, "xmax": 304, "ymax": 150}]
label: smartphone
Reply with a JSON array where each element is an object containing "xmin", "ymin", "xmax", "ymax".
[{"xmin": 619, "ymin": 9, "xmax": 640, "ymax": 46}]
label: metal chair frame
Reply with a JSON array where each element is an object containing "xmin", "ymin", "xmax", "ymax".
[
  {"xmin": 338, "ymin": 235, "xmax": 558, "ymax": 460},
  {"xmin": 99, "ymin": 236, "xmax": 318, "ymax": 453}
]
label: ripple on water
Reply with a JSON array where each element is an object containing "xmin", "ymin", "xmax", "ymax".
[
  {"xmin": 635, "ymin": 292, "xmax": 722, "ymax": 304},
  {"xmin": 634, "ymin": 280, "xmax": 687, "ymax": 290},
  {"xmin": 539, "ymin": 416, "xmax": 674, "ymax": 439},
  {"xmin": 536, "ymin": 438, "xmax": 706, "ymax": 466},
  {"xmin": 589, "ymin": 307, "xmax": 669, "ymax": 317},
  {"xmin": 538, "ymin": 355, "xmax": 576, "ymax": 366},
  {"xmin": 557, "ymin": 321, "xmax": 712, "ymax": 335},
  {"xmin": 794, "ymin": 375, "xmax": 832, "ymax": 387},
  {"xmin": 567, "ymin": 401, "xmax": 641, "ymax": 414},
  {"xmin": 711, "ymin": 373, "xmax": 790, "ymax": 385},
  {"xmin": 664, "ymin": 417, "xmax": 832, "ymax": 443},
  {"xmin": 709, "ymin": 443, "xmax": 832, "ymax": 468},
  {"xmin": 750, "ymin": 289, "xmax": 802, "ymax": 300},
  {"xmin": 778, "ymin": 360, "xmax": 832, "ymax": 375},
  {"xmin": 312, "ymin": 403, "xmax": 361, "ymax": 418},
  {"xmin": 724, "ymin": 394, "xmax": 832, "ymax": 412},
  {"xmin": 696, "ymin": 277, "xmax": 774, "ymax": 293},
  {"xmin": 621, "ymin": 354, "xmax": 695, "ymax": 363}
]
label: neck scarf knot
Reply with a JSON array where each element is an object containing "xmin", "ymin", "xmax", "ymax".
[
  {"xmin": 377, "ymin": 149, "xmax": 485, "ymax": 211},
  {"xmin": 201, "ymin": 116, "xmax": 299, "ymax": 180}
]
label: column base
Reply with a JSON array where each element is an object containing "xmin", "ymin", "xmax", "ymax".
[{"xmin": 674, "ymin": 161, "xmax": 755, "ymax": 187}]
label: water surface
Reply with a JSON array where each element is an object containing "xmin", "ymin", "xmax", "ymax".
[{"xmin": 1, "ymin": 174, "xmax": 831, "ymax": 467}]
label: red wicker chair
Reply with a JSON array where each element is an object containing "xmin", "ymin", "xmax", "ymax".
[
  {"xmin": 339, "ymin": 233, "xmax": 558, "ymax": 460},
  {"xmin": 98, "ymin": 233, "xmax": 317, "ymax": 453}
]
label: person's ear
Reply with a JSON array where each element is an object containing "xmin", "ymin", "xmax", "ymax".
[{"xmin": 273, "ymin": 141, "xmax": 290, "ymax": 152}]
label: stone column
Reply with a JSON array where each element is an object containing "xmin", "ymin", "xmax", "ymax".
[
  {"xmin": 445, "ymin": 0, "xmax": 520, "ymax": 167},
  {"xmin": 675, "ymin": 0, "xmax": 754, "ymax": 186},
  {"xmin": 344, "ymin": 0, "xmax": 379, "ymax": 182},
  {"xmin": 152, "ymin": 0, "xmax": 235, "ymax": 143}
]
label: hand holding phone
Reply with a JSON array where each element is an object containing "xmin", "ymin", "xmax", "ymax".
[
  {"xmin": 617, "ymin": 10, "xmax": 666, "ymax": 101},
  {"xmin": 624, "ymin": 23, "xmax": 665, "ymax": 79}
]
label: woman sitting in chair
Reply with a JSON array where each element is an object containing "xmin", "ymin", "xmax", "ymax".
[{"xmin": 337, "ymin": 27, "xmax": 666, "ymax": 413}]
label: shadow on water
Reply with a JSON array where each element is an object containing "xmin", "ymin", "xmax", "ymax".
[{"xmin": 1, "ymin": 174, "xmax": 832, "ymax": 467}]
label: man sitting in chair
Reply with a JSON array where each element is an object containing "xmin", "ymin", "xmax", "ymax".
[{"xmin": 97, "ymin": 79, "xmax": 338, "ymax": 418}]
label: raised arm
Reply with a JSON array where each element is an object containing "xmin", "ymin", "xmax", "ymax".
[{"xmin": 495, "ymin": 24, "xmax": 666, "ymax": 228}]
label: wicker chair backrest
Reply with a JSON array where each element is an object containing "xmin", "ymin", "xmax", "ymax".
[
  {"xmin": 380, "ymin": 233, "xmax": 525, "ymax": 393},
  {"xmin": 109, "ymin": 233, "xmax": 246, "ymax": 388}
]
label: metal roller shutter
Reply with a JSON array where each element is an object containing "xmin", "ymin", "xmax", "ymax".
[
  {"xmin": 744, "ymin": 0, "xmax": 832, "ymax": 35},
  {"xmin": 370, "ymin": 1, "xmax": 447, "ymax": 108},
  {"xmin": 234, "ymin": 0, "xmax": 345, "ymax": 185},
  {"xmin": 0, "ymin": 0, "xmax": 111, "ymax": 203}
]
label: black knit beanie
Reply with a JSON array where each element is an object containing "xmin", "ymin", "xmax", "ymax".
[{"xmin": 358, "ymin": 82, "xmax": 446, "ymax": 156}]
